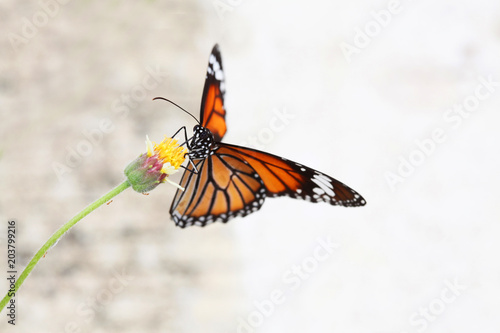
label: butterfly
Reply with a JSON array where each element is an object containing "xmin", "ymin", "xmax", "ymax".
[{"xmin": 166, "ymin": 44, "xmax": 366, "ymax": 228}]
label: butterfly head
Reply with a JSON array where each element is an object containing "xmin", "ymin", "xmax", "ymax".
[{"xmin": 188, "ymin": 125, "xmax": 215, "ymax": 160}]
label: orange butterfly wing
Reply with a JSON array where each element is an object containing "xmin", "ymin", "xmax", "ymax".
[
  {"xmin": 170, "ymin": 147, "xmax": 266, "ymax": 227},
  {"xmin": 200, "ymin": 44, "xmax": 227, "ymax": 142},
  {"xmin": 170, "ymin": 143, "xmax": 365, "ymax": 227},
  {"xmin": 219, "ymin": 143, "xmax": 366, "ymax": 207}
]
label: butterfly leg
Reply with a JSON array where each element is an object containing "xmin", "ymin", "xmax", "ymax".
[
  {"xmin": 171, "ymin": 127, "xmax": 201, "ymax": 174},
  {"xmin": 179, "ymin": 158, "xmax": 200, "ymax": 174},
  {"xmin": 171, "ymin": 126, "xmax": 193, "ymax": 149}
]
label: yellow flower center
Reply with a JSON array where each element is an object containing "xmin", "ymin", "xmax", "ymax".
[{"xmin": 146, "ymin": 136, "xmax": 187, "ymax": 173}]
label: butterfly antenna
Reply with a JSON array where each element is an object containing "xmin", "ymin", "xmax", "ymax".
[{"xmin": 153, "ymin": 97, "xmax": 200, "ymax": 124}]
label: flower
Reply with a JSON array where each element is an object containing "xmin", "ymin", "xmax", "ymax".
[{"xmin": 125, "ymin": 136, "xmax": 187, "ymax": 193}]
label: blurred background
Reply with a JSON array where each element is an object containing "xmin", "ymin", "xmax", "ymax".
[{"xmin": 1, "ymin": 0, "xmax": 500, "ymax": 332}]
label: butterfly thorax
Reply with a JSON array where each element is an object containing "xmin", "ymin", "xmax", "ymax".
[{"xmin": 188, "ymin": 125, "xmax": 216, "ymax": 160}]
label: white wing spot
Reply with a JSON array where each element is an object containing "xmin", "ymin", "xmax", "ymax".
[
  {"xmin": 215, "ymin": 70, "xmax": 223, "ymax": 81},
  {"xmin": 313, "ymin": 187, "xmax": 325, "ymax": 195},
  {"xmin": 314, "ymin": 173, "xmax": 334, "ymax": 189},
  {"xmin": 213, "ymin": 60, "xmax": 220, "ymax": 71},
  {"xmin": 312, "ymin": 174, "xmax": 336, "ymax": 197}
]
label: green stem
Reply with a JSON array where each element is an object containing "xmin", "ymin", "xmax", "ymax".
[{"xmin": 0, "ymin": 180, "xmax": 131, "ymax": 312}]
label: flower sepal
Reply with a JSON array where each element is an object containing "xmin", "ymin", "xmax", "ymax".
[
  {"xmin": 124, "ymin": 136, "xmax": 187, "ymax": 193},
  {"xmin": 124, "ymin": 153, "xmax": 167, "ymax": 193}
]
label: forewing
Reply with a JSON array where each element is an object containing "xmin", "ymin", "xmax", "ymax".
[
  {"xmin": 199, "ymin": 44, "xmax": 227, "ymax": 142},
  {"xmin": 220, "ymin": 143, "xmax": 366, "ymax": 207}
]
